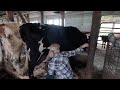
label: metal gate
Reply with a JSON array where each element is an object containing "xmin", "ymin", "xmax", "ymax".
[{"xmin": 102, "ymin": 42, "xmax": 120, "ymax": 79}]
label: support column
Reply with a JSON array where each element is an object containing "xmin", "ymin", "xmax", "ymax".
[
  {"xmin": 6, "ymin": 11, "xmax": 14, "ymax": 22},
  {"xmin": 85, "ymin": 11, "xmax": 101, "ymax": 79},
  {"xmin": 16, "ymin": 14, "xmax": 20, "ymax": 25},
  {"xmin": 17, "ymin": 11, "xmax": 26, "ymax": 23},
  {"xmin": 60, "ymin": 11, "xmax": 65, "ymax": 26},
  {"xmin": 40, "ymin": 11, "xmax": 44, "ymax": 24},
  {"xmin": 24, "ymin": 14, "xmax": 30, "ymax": 23}
]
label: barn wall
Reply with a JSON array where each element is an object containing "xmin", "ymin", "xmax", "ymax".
[
  {"xmin": 29, "ymin": 11, "xmax": 93, "ymax": 32},
  {"xmin": 65, "ymin": 11, "xmax": 93, "ymax": 32},
  {"xmin": 0, "ymin": 11, "xmax": 93, "ymax": 32},
  {"xmin": 44, "ymin": 14, "xmax": 61, "ymax": 24},
  {"xmin": 0, "ymin": 11, "xmax": 92, "ymax": 32}
]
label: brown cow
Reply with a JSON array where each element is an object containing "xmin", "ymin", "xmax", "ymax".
[{"xmin": 0, "ymin": 23, "xmax": 28, "ymax": 76}]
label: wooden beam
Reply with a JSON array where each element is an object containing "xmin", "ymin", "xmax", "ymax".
[
  {"xmin": 85, "ymin": 11, "xmax": 101, "ymax": 79},
  {"xmin": 26, "ymin": 14, "xmax": 30, "ymax": 23},
  {"xmin": 40, "ymin": 11, "xmax": 44, "ymax": 24},
  {"xmin": 24, "ymin": 14, "xmax": 30, "ymax": 23},
  {"xmin": 6, "ymin": 11, "xmax": 14, "ymax": 22},
  {"xmin": 16, "ymin": 14, "xmax": 20, "ymax": 25},
  {"xmin": 60, "ymin": 11, "xmax": 65, "ymax": 26},
  {"xmin": 17, "ymin": 11, "xmax": 26, "ymax": 23}
]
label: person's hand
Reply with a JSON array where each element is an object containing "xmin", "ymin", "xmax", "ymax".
[
  {"xmin": 80, "ymin": 43, "xmax": 89, "ymax": 48},
  {"xmin": 47, "ymin": 51, "xmax": 54, "ymax": 59}
]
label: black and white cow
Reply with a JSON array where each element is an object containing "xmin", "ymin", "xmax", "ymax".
[
  {"xmin": 19, "ymin": 23, "xmax": 88, "ymax": 79},
  {"xmin": 100, "ymin": 35, "xmax": 109, "ymax": 48}
]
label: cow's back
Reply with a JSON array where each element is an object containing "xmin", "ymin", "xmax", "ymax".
[
  {"xmin": 64, "ymin": 26, "xmax": 88, "ymax": 50},
  {"xmin": 44, "ymin": 25, "xmax": 88, "ymax": 51}
]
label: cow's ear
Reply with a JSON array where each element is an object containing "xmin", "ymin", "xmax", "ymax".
[{"xmin": 0, "ymin": 26, "xmax": 5, "ymax": 37}]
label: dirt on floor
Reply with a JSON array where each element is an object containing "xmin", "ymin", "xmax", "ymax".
[
  {"xmin": 92, "ymin": 44, "xmax": 107, "ymax": 79},
  {"xmin": 0, "ymin": 69, "xmax": 15, "ymax": 79}
]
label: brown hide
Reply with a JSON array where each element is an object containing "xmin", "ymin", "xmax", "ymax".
[
  {"xmin": 0, "ymin": 24, "xmax": 5, "ymax": 37},
  {"xmin": 0, "ymin": 23, "xmax": 28, "ymax": 76}
]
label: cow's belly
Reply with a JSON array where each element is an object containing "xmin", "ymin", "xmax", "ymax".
[{"xmin": 46, "ymin": 37, "xmax": 79, "ymax": 51}]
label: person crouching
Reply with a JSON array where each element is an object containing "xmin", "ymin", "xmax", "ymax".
[{"xmin": 46, "ymin": 43, "xmax": 89, "ymax": 79}]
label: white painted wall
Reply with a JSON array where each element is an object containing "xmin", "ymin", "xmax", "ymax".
[
  {"xmin": 29, "ymin": 11, "xmax": 93, "ymax": 32},
  {"xmin": 65, "ymin": 11, "xmax": 93, "ymax": 32}
]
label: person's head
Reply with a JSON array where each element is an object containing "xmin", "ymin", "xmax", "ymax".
[
  {"xmin": 48, "ymin": 43, "xmax": 60, "ymax": 53},
  {"xmin": 47, "ymin": 43, "xmax": 60, "ymax": 58}
]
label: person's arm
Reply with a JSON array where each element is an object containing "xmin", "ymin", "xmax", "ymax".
[
  {"xmin": 60, "ymin": 47, "xmax": 84, "ymax": 57},
  {"xmin": 60, "ymin": 43, "xmax": 89, "ymax": 57}
]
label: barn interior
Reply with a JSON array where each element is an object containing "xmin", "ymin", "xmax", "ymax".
[{"xmin": 0, "ymin": 11, "xmax": 120, "ymax": 79}]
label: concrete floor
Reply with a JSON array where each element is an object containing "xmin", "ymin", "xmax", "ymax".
[
  {"xmin": 92, "ymin": 44, "xmax": 107, "ymax": 79},
  {"xmin": 94, "ymin": 44, "xmax": 106, "ymax": 70}
]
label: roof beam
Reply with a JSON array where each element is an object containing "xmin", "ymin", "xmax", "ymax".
[
  {"xmin": 24, "ymin": 14, "xmax": 30, "ymax": 23},
  {"xmin": 17, "ymin": 11, "xmax": 26, "ymax": 23}
]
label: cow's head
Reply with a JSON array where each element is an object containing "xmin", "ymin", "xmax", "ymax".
[
  {"xmin": 19, "ymin": 23, "xmax": 45, "ymax": 42},
  {"xmin": 0, "ymin": 23, "xmax": 23, "ymax": 61}
]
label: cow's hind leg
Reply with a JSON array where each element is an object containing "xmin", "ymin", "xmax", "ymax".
[
  {"xmin": 28, "ymin": 47, "xmax": 41, "ymax": 79},
  {"xmin": 28, "ymin": 60, "xmax": 38, "ymax": 79}
]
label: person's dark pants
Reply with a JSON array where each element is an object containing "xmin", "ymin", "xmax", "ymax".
[{"xmin": 46, "ymin": 74, "xmax": 55, "ymax": 79}]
